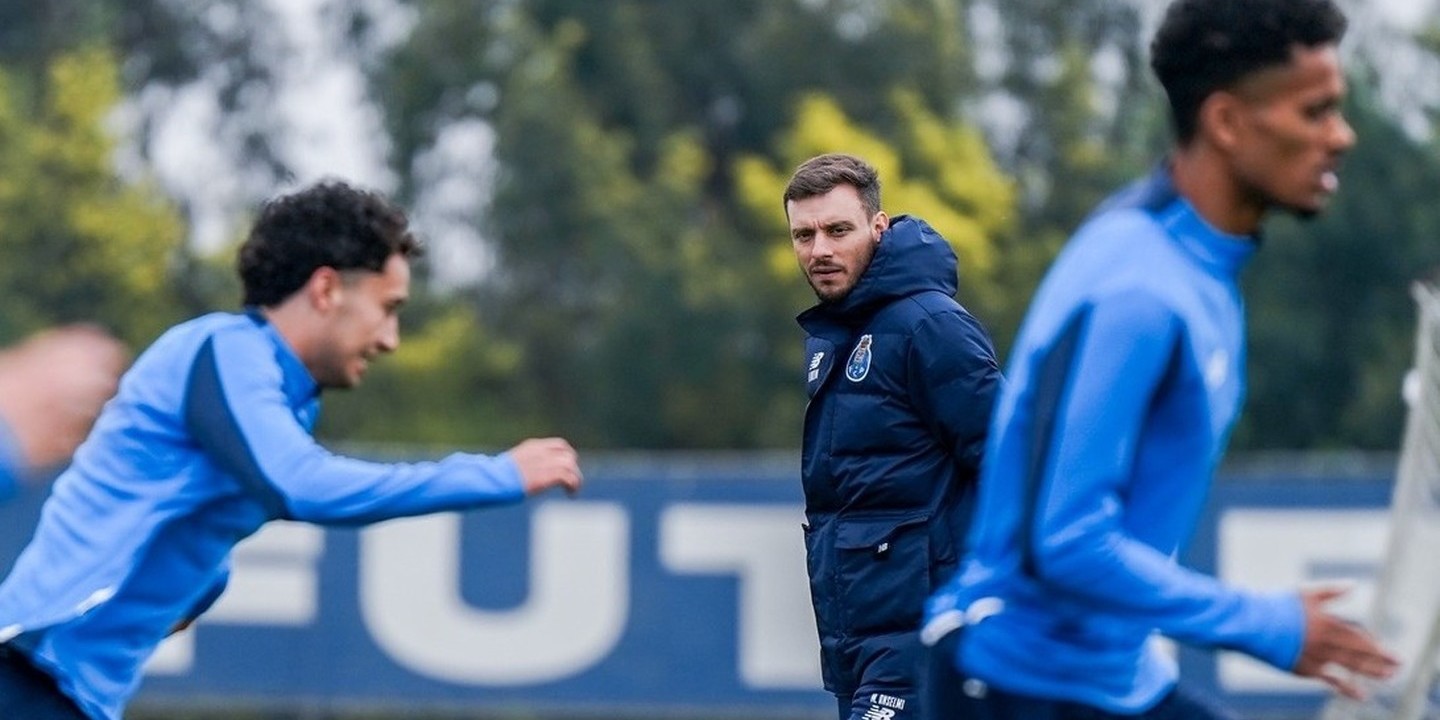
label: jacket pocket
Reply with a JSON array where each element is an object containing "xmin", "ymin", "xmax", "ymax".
[
  {"xmin": 803, "ymin": 522, "xmax": 845, "ymax": 692},
  {"xmin": 833, "ymin": 511, "xmax": 931, "ymax": 635}
]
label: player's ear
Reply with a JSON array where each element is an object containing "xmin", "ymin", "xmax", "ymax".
[
  {"xmin": 305, "ymin": 266, "xmax": 344, "ymax": 312},
  {"xmin": 1199, "ymin": 91, "xmax": 1245, "ymax": 152},
  {"xmin": 872, "ymin": 210, "xmax": 889, "ymax": 240}
]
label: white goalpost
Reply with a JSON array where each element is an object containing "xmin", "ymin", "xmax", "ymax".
[{"xmin": 1322, "ymin": 281, "xmax": 1440, "ymax": 720}]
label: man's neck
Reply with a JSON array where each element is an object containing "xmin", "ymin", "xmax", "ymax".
[
  {"xmin": 256, "ymin": 302, "xmax": 315, "ymax": 370},
  {"xmin": 1168, "ymin": 147, "xmax": 1264, "ymax": 236}
]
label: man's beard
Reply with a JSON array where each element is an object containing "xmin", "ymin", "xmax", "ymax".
[
  {"xmin": 807, "ymin": 233, "xmax": 876, "ymax": 304},
  {"xmin": 810, "ymin": 279, "xmax": 852, "ymax": 304}
]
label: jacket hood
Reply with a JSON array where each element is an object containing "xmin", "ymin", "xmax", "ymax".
[{"xmin": 800, "ymin": 214, "xmax": 960, "ymax": 323}]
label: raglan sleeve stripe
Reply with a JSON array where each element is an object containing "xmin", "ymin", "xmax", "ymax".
[
  {"xmin": 183, "ymin": 330, "xmax": 525, "ymax": 525},
  {"xmin": 184, "ymin": 337, "xmax": 291, "ymax": 518},
  {"xmin": 1023, "ymin": 291, "xmax": 1304, "ymax": 669}
]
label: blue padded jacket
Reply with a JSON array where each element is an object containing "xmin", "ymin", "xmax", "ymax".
[{"xmin": 798, "ymin": 215, "xmax": 1001, "ymax": 699}]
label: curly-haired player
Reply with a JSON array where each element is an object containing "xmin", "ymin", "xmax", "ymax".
[{"xmin": 0, "ymin": 180, "xmax": 583, "ymax": 720}]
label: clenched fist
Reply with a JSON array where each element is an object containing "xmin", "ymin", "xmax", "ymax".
[{"xmin": 508, "ymin": 437, "xmax": 583, "ymax": 497}]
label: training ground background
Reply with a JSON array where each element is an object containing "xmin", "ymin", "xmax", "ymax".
[{"xmin": 1, "ymin": 450, "xmax": 1398, "ymax": 720}]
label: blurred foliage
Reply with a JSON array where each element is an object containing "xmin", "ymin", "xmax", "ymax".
[
  {"xmin": 0, "ymin": 0, "xmax": 288, "ymax": 180},
  {"xmin": 476, "ymin": 13, "xmax": 796, "ymax": 448},
  {"xmin": 0, "ymin": 0, "xmax": 1437, "ymax": 453},
  {"xmin": 0, "ymin": 48, "xmax": 185, "ymax": 345}
]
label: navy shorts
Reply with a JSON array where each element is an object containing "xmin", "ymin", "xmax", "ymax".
[{"xmin": 0, "ymin": 644, "xmax": 88, "ymax": 720}]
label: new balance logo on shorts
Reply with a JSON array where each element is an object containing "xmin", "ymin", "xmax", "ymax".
[{"xmin": 861, "ymin": 693, "xmax": 906, "ymax": 720}]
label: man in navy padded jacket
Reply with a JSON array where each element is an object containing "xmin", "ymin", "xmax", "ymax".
[
  {"xmin": 0, "ymin": 180, "xmax": 583, "ymax": 720},
  {"xmin": 786, "ymin": 153, "xmax": 1002, "ymax": 720}
]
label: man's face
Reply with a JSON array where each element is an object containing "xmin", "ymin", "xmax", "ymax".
[
  {"xmin": 312, "ymin": 253, "xmax": 410, "ymax": 389},
  {"xmin": 1226, "ymin": 44, "xmax": 1355, "ymax": 217},
  {"xmin": 787, "ymin": 184, "xmax": 888, "ymax": 304}
]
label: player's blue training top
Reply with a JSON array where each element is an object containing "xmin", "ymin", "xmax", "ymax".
[
  {"xmin": 924, "ymin": 166, "xmax": 1305, "ymax": 713},
  {"xmin": 0, "ymin": 310, "xmax": 525, "ymax": 720}
]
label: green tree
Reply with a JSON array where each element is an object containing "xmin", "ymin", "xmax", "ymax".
[
  {"xmin": 379, "ymin": 0, "xmax": 978, "ymax": 196},
  {"xmin": 0, "ymin": 0, "xmax": 316, "ymax": 332},
  {"xmin": 473, "ymin": 16, "xmax": 799, "ymax": 448},
  {"xmin": 0, "ymin": 0, "xmax": 288, "ymax": 184},
  {"xmin": 365, "ymin": 0, "xmax": 1440, "ymax": 452},
  {"xmin": 0, "ymin": 49, "xmax": 185, "ymax": 345},
  {"xmin": 369, "ymin": 1, "xmax": 1007, "ymax": 449}
]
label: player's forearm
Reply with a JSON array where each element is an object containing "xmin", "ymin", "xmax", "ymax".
[
  {"xmin": 1032, "ymin": 527, "xmax": 1304, "ymax": 667},
  {"xmin": 273, "ymin": 450, "xmax": 526, "ymax": 525},
  {"xmin": 204, "ymin": 404, "xmax": 527, "ymax": 524}
]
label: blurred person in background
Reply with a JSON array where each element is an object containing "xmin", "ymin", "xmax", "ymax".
[
  {"xmin": 786, "ymin": 152, "xmax": 1002, "ymax": 720},
  {"xmin": 922, "ymin": 1, "xmax": 1398, "ymax": 718},
  {"xmin": 0, "ymin": 324, "xmax": 127, "ymax": 501},
  {"xmin": 0, "ymin": 179, "xmax": 584, "ymax": 720}
]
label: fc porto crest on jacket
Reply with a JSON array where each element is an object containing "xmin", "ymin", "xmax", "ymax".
[{"xmin": 845, "ymin": 335, "xmax": 874, "ymax": 382}]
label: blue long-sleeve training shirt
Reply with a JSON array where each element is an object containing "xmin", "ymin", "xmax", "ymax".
[
  {"xmin": 0, "ymin": 310, "xmax": 525, "ymax": 720},
  {"xmin": 924, "ymin": 167, "xmax": 1305, "ymax": 712}
]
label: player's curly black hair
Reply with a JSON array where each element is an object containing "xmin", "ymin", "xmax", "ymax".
[
  {"xmin": 1150, "ymin": 0, "xmax": 1348, "ymax": 144},
  {"xmin": 237, "ymin": 180, "xmax": 423, "ymax": 307}
]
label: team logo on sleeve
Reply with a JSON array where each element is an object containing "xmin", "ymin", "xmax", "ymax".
[
  {"xmin": 845, "ymin": 335, "xmax": 874, "ymax": 382},
  {"xmin": 808, "ymin": 351, "xmax": 826, "ymax": 382}
]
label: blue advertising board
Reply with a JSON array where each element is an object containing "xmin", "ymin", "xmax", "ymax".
[{"xmin": 0, "ymin": 453, "xmax": 1396, "ymax": 718}]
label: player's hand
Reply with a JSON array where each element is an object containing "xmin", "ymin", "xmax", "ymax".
[
  {"xmin": 1291, "ymin": 586, "xmax": 1400, "ymax": 700},
  {"xmin": 508, "ymin": 437, "xmax": 583, "ymax": 497},
  {"xmin": 0, "ymin": 325, "xmax": 129, "ymax": 472}
]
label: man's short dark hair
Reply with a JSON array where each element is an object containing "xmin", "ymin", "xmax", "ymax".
[
  {"xmin": 238, "ymin": 180, "xmax": 423, "ymax": 306},
  {"xmin": 1150, "ymin": 0, "xmax": 1348, "ymax": 144},
  {"xmin": 783, "ymin": 153, "xmax": 882, "ymax": 218}
]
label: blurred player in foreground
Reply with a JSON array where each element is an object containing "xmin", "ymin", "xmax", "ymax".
[
  {"xmin": 0, "ymin": 180, "xmax": 583, "ymax": 720},
  {"xmin": 922, "ymin": 0, "xmax": 1398, "ymax": 718},
  {"xmin": 0, "ymin": 325, "xmax": 127, "ymax": 500}
]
